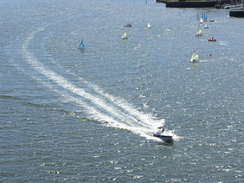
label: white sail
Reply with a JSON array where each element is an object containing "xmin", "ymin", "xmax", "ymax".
[
  {"xmin": 196, "ymin": 28, "xmax": 203, "ymax": 36},
  {"xmin": 121, "ymin": 32, "xmax": 128, "ymax": 40},
  {"xmin": 190, "ymin": 52, "xmax": 200, "ymax": 63}
]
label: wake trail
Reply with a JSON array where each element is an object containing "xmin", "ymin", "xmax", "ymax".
[
  {"xmin": 21, "ymin": 29, "xmax": 161, "ymax": 140},
  {"xmin": 22, "ymin": 31, "xmax": 139, "ymax": 127},
  {"xmin": 31, "ymin": 76, "xmax": 131, "ymax": 130},
  {"xmin": 7, "ymin": 44, "xmax": 133, "ymax": 131},
  {"xmin": 32, "ymin": 72, "xmax": 157, "ymax": 140},
  {"xmin": 68, "ymin": 71, "xmax": 164, "ymax": 128},
  {"xmin": 20, "ymin": 28, "xmax": 181, "ymax": 141}
]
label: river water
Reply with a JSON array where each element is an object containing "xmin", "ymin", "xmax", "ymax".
[{"xmin": 0, "ymin": 0, "xmax": 243, "ymax": 182}]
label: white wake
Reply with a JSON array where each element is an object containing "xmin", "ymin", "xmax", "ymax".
[{"xmin": 21, "ymin": 28, "xmax": 179, "ymax": 141}]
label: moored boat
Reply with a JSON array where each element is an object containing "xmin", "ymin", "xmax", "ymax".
[
  {"xmin": 229, "ymin": 0, "xmax": 244, "ymax": 17},
  {"xmin": 229, "ymin": 8, "xmax": 244, "ymax": 17},
  {"xmin": 165, "ymin": 0, "xmax": 217, "ymax": 8},
  {"xmin": 208, "ymin": 37, "xmax": 216, "ymax": 42}
]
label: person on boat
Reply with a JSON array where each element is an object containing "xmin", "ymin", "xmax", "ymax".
[
  {"xmin": 155, "ymin": 126, "xmax": 165, "ymax": 135},
  {"xmin": 158, "ymin": 126, "xmax": 165, "ymax": 133}
]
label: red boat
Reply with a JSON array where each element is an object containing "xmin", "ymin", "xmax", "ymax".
[{"xmin": 208, "ymin": 37, "xmax": 216, "ymax": 42}]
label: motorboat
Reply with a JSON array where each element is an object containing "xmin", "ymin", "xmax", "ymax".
[
  {"xmin": 153, "ymin": 133, "xmax": 174, "ymax": 144},
  {"xmin": 190, "ymin": 51, "xmax": 200, "ymax": 63},
  {"xmin": 208, "ymin": 37, "xmax": 216, "ymax": 42},
  {"xmin": 204, "ymin": 24, "xmax": 209, "ymax": 29},
  {"xmin": 224, "ymin": 4, "xmax": 242, "ymax": 9},
  {"xmin": 229, "ymin": 1, "xmax": 244, "ymax": 17},
  {"xmin": 124, "ymin": 23, "xmax": 132, "ymax": 28},
  {"xmin": 153, "ymin": 126, "xmax": 174, "ymax": 144},
  {"xmin": 229, "ymin": 8, "xmax": 244, "ymax": 17}
]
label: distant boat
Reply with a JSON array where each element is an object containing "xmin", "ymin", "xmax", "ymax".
[
  {"xmin": 204, "ymin": 24, "xmax": 209, "ymax": 29},
  {"xmin": 165, "ymin": 0, "xmax": 217, "ymax": 8},
  {"xmin": 208, "ymin": 37, "xmax": 217, "ymax": 42},
  {"xmin": 79, "ymin": 40, "xmax": 85, "ymax": 48},
  {"xmin": 153, "ymin": 126, "xmax": 174, "ymax": 144},
  {"xmin": 121, "ymin": 32, "xmax": 128, "ymax": 40},
  {"xmin": 190, "ymin": 51, "xmax": 200, "ymax": 63},
  {"xmin": 153, "ymin": 134, "xmax": 174, "ymax": 144},
  {"xmin": 146, "ymin": 23, "xmax": 152, "ymax": 29},
  {"xmin": 203, "ymin": 12, "xmax": 208, "ymax": 22},
  {"xmin": 229, "ymin": 8, "xmax": 244, "ymax": 17},
  {"xmin": 199, "ymin": 17, "xmax": 204, "ymax": 24},
  {"xmin": 229, "ymin": 0, "xmax": 244, "ymax": 17},
  {"xmin": 224, "ymin": 4, "xmax": 242, "ymax": 9},
  {"xmin": 196, "ymin": 27, "xmax": 203, "ymax": 36},
  {"xmin": 124, "ymin": 23, "xmax": 132, "ymax": 28}
]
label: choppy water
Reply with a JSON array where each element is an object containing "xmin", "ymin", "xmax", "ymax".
[{"xmin": 0, "ymin": 0, "xmax": 244, "ymax": 182}]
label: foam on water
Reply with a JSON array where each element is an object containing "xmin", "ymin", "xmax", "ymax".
[{"xmin": 20, "ymin": 27, "xmax": 180, "ymax": 142}]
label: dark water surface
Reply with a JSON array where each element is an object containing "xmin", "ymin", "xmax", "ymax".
[{"xmin": 0, "ymin": 0, "xmax": 244, "ymax": 182}]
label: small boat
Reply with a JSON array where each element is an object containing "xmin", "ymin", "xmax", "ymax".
[
  {"xmin": 121, "ymin": 32, "xmax": 128, "ymax": 40},
  {"xmin": 146, "ymin": 23, "xmax": 152, "ymax": 29},
  {"xmin": 208, "ymin": 37, "xmax": 216, "ymax": 42},
  {"xmin": 229, "ymin": 8, "xmax": 244, "ymax": 17},
  {"xmin": 153, "ymin": 134, "xmax": 174, "ymax": 144},
  {"xmin": 204, "ymin": 24, "xmax": 209, "ymax": 29},
  {"xmin": 209, "ymin": 19, "xmax": 215, "ymax": 22},
  {"xmin": 124, "ymin": 23, "xmax": 132, "ymax": 28},
  {"xmin": 153, "ymin": 126, "xmax": 174, "ymax": 144},
  {"xmin": 79, "ymin": 40, "xmax": 85, "ymax": 48},
  {"xmin": 199, "ymin": 18, "xmax": 204, "ymax": 24},
  {"xmin": 224, "ymin": 4, "xmax": 242, "ymax": 9},
  {"xmin": 190, "ymin": 51, "xmax": 200, "ymax": 63},
  {"xmin": 196, "ymin": 28, "xmax": 203, "ymax": 36},
  {"xmin": 165, "ymin": 1, "xmax": 217, "ymax": 8}
]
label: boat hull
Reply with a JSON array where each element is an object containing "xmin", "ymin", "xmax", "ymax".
[
  {"xmin": 165, "ymin": 1, "xmax": 217, "ymax": 8},
  {"xmin": 230, "ymin": 9, "xmax": 244, "ymax": 17},
  {"xmin": 208, "ymin": 38, "xmax": 217, "ymax": 42},
  {"xmin": 153, "ymin": 134, "xmax": 174, "ymax": 144}
]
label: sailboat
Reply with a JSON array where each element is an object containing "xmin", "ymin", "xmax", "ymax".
[
  {"xmin": 199, "ymin": 17, "xmax": 204, "ymax": 24},
  {"xmin": 146, "ymin": 23, "xmax": 152, "ymax": 29},
  {"xmin": 190, "ymin": 51, "xmax": 200, "ymax": 63},
  {"xmin": 121, "ymin": 32, "xmax": 128, "ymax": 40},
  {"xmin": 195, "ymin": 26, "xmax": 203, "ymax": 37},
  {"xmin": 203, "ymin": 12, "xmax": 208, "ymax": 22},
  {"xmin": 79, "ymin": 40, "xmax": 85, "ymax": 48}
]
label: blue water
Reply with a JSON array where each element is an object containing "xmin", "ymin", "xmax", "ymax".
[{"xmin": 0, "ymin": 0, "xmax": 244, "ymax": 182}]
